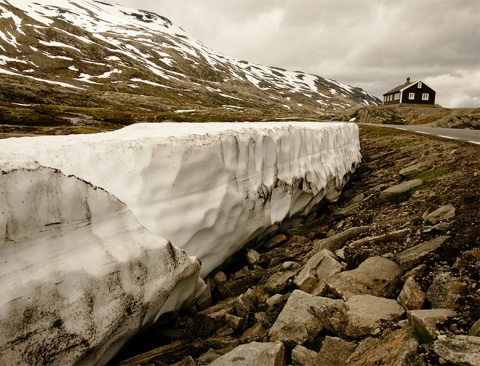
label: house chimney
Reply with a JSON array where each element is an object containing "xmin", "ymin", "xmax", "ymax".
[{"xmin": 406, "ymin": 77, "xmax": 411, "ymax": 84}]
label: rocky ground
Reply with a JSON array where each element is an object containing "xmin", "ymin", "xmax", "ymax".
[
  {"xmin": 340, "ymin": 105, "xmax": 480, "ymax": 129},
  {"xmin": 110, "ymin": 125, "xmax": 479, "ymax": 366}
]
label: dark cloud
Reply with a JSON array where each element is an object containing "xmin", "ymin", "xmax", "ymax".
[{"xmin": 115, "ymin": 0, "xmax": 479, "ymax": 107}]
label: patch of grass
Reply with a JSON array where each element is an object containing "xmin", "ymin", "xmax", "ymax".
[{"xmin": 410, "ymin": 170, "xmax": 445, "ymax": 182}]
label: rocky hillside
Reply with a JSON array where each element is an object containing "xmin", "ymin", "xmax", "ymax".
[
  {"xmin": 0, "ymin": 0, "xmax": 380, "ymax": 133},
  {"xmin": 113, "ymin": 126, "xmax": 479, "ymax": 366},
  {"xmin": 341, "ymin": 104, "xmax": 480, "ymax": 129}
]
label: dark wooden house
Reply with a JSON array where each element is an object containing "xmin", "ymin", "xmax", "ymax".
[{"xmin": 383, "ymin": 77, "xmax": 436, "ymax": 105}]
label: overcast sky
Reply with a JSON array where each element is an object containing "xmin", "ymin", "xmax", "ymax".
[{"xmin": 114, "ymin": 0, "xmax": 479, "ymax": 108}]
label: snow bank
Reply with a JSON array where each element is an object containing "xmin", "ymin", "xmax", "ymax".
[
  {"xmin": 0, "ymin": 122, "xmax": 361, "ymax": 277},
  {"xmin": 0, "ymin": 161, "xmax": 203, "ymax": 365}
]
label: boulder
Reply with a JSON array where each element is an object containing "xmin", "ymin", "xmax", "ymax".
[
  {"xmin": 379, "ymin": 179, "xmax": 423, "ymax": 199},
  {"xmin": 468, "ymin": 319, "xmax": 480, "ymax": 337},
  {"xmin": 407, "ymin": 309, "xmax": 456, "ymax": 342},
  {"xmin": 433, "ymin": 335, "xmax": 480, "ymax": 366},
  {"xmin": 294, "ymin": 249, "xmax": 343, "ymax": 295},
  {"xmin": 324, "ymin": 256, "xmax": 403, "ymax": 300},
  {"xmin": 209, "ymin": 341, "xmax": 285, "ymax": 366},
  {"xmin": 312, "ymin": 226, "xmax": 370, "ymax": 252},
  {"xmin": 291, "ymin": 345, "xmax": 318, "ymax": 366},
  {"xmin": 317, "ymin": 336, "xmax": 357, "ymax": 366},
  {"xmin": 396, "ymin": 236, "xmax": 450, "ymax": 269},
  {"xmin": 344, "ymin": 295, "xmax": 405, "ymax": 338},
  {"xmin": 268, "ymin": 290, "xmax": 339, "ymax": 345},
  {"xmin": 424, "ymin": 204, "xmax": 456, "ymax": 224},
  {"xmin": 399, "ymin": 162, "xmax": 427, "ymax": 178},
  {"xmin": 346, "ymin": 328, "xmax": 421, "ymax": 366},
  {"xmin": 426, "ymin": 272, "xmax": 467, "ymax": 309},
  {"xmin": 397, "ymin": 277, "xmax": 426, "ymax": 310}
]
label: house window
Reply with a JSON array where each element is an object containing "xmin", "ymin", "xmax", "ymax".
[
  {"xmin": 422, "ymin": 93, "xmax": 429, "ymax": 100},
  {"xmin": 409, "ymin": 93, "xmax": 415, "ymax": 100},
  {"xmin": 418, "ymin": 82, "xmax": 422, "ymax": 88},
  {"xmin": 395, "ymin": 93, "xmax": 400, "ymax": 100}
]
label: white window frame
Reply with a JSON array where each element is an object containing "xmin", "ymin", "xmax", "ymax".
[
  {"xmin": 418, "ymin": 82, "xmax": 422, "ymax": 88},
  {"xmin": 422, "ymin": 93, "xmax": 429, "ymax": 101},
  {"xmin": 409, "ymin": 93, "xmax": 415, "ymax": 100},
  {"xmin": 395, "ymin": 93, "xmax": 400, "ymax": 100}
]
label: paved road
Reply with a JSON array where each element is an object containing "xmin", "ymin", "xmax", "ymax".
[{"xmin": 360, "ymin": 123, "xmax": 480, "ymax": 145}]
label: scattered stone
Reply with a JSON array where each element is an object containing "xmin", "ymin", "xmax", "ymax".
[
  {"xmin": 346, "ymin": 328, "xmax": 421, "ymax": 366},
  {"xmin": 397, "ymin": 277, "xmax": 426, "ymax": 310},
  {"xmin": 196, "ymin": 349, "xmax": 222, "ymax": 365},
  {"xmin": 426, "ymin": 272, "xmax": 467, "ymax": 309},
  {"xmin": 239, "ymin": 322, "xmax": 268, "ymax": 343},
  {"xmin": 291, "ymin": 345, "xmax": 318, "ymax": 366},
  {"xmin": 317, "ymin": 336, "xmax": 356, "ymax": 366},
  {"xmin": 247, "ymin": 248, "xmax": 262, "ymax": 265},
  {"xmin": 269, "ymin": 290, "xmax": 339, "ymax": 345},
  {"xmin": 333, "ymin": 202, "xmax": 361, "ymax": 217},
  {"xmin": 209, "ymin": 341, "xmax": 285, "ymax": 366},
  {"xmin": 225, "ymin": 314, "xmax": 245, "ymax": 330},
  {"xmin": 172, "ymin": 356, "xmax": 196, "ymax": 366},
  {"xmin": 325, "ymin": 256, "xmax": 403, "ymax": 300},
  {"xmin": 294, "ymin": 249, "xmax": 343, "ymax": 295},
  {"xmin": 344, "ymin": 295, "xmax": 405, "ymax": 338},
  {"xmin": 235, "ymin": 289, "xmax": 258, "ymax": 318},
  {"xmin": 407, "ymin": 309, "xmax": 456, "ymax": 342},
  {"xmin": 401, "ymin": 264, "xmax": 427, "ymax": 282},
  {"xmin": 399, "ymin": 162, "xmax": 427, "ymax": 178},
  {"xmin": 345, "ymin": 193, "xmax": 365, "ymax": 207},
  {"xmin": 468, "ymin": 319, "xmax": 480, "ymax": 337},
  {"xmin": 396, "ymin": 236, "xmax": 450, "ymax": 269},
  {"xmin": 348, "ymin": 228, "xmax": 409, "ymax": 248},
  {"xmin": 313, "ymin": 226, "xmax": 370, "ymax": 253},
  {"xmin": 433, "ymin": 335, "xmax": 480, "ymax": 366},
  {"xmin": 424, "ymin": 204, "xmax": 456, "ymax": 224},
  {"xmin": 264, "ymin": 234, "xmax": 288, "ymax": 249},
  {"xmin": 379, "ymin": 179, "xmax": 423, "ymax": 199}
]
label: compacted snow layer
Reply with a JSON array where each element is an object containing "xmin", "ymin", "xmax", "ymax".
[
  {"xmin": 0, "ymin": 122, "xmax": 361, "ymax": 276},
  {"xmin": 0, "ymin": 161, "xmax": 203, "ymax": 365},
  {"xmin": 0, "ymin": 122, "xmax": 359, "ymax": 365}
]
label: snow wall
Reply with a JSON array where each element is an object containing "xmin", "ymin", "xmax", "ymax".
[{"xmin": 0, "ymin": 122, "xmax": 360, "ymax": 365}]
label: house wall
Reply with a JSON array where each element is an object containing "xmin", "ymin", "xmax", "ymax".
[
  {"xmin": 401, "ymin": 82, "xmax": 436, "ymax": 105},
  {"xmin": 383, "ymin": 93, "xmax": 401, "ymax": 105}
]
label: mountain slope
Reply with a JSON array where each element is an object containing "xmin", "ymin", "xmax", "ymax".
[{"xmin": 0, "ymin": 0, "xmax": 381, "ymax": 130}]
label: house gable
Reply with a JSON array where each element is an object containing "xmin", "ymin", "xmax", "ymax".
[{"xmin": 383, "ymin": 78, "xmax": 436, "ymax": 105}]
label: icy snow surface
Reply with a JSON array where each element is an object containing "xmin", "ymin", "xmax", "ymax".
[
  {"xmin": 0, "ymin": 122, "xmax": 361, "ymax": 277},
  {"xmin": 0, "ymin": 161, "xmax": 204, "ymax": 365}
]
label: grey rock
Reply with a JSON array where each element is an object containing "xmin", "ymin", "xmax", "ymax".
[
  {"xmin": 427, "ymin": 272, "xmax": 467, "ymax": 309},
  {"xmin": 239, "ymin": 322, "xmax": 268, "ymax": 343},
  {"xmin": 399, "ymin": 162, "xmax": 427, "ymax": 178},
  {"xmin": 308, "ymin": 298, "xmax": 348, "ymax": 336},
  {"xmin": 469, "ymin": 319, "xmax": 480, "ymax": 337},
  {"xmin": 294, "ymin": 249, "xmax": 343, "ymax": 295},
  {"xmin": 313, "ymin": 226, "xmax": 370, "ymax": 253},
  {"xmin": 263, "ymin": 266, "xmax": 299, "ymax": 293},
  {"xmin": 379, "ymin": 179, "xmax": 423, "ymax": 198},
  {"xmin": 291, "ymin": 345, "xmax": 318, "ymax": 366},
  {"xmin": 269, "ymin": 290, "xmax": 339, "ymax": 345},
  {"xmin": 325, "ymin": 256, "xmax": 403, "ymax": 300},
  {"xmin": 264, "ymin": 234, "xmax": 288, "ymax": 249},
  {"xmin": 396, "ymin": 236, "xmax": 450, "ymax": 269},
  {"xmin": 424, "ymin": 204, "xmax": 455, "ymax": 224},
  {"xmin": 401, "ymin": 264, "xmax": 427, "ymax": 282},
  {"xmin": 209, "ymin": 341, "xmax": 285, "ymax": 366},
  {"xmin": 397, "ymin": 277, "xmax": 426, "ymax": 310},
  {"xmin": 407, "ymin": 309, "xmax": 456, "ymax": 342},
  {"xmin": 317, "ymin": 336, "xmax": 356, "ymax": 366},
  {"xmin": 344, "ymin": 295, "xmax": 405, "ymax": 338},
  {"xmin": 433, "ymin": 335, "xmax": 480, "ymax": 366},
  {"xmin": 346, "ymin": 328, "xmax": 421, "ymax": 366}
]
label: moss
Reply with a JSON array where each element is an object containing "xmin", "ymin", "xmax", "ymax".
[{"xmin": 410, "ymin": 170, "xmax": 445, "ymax": 182}]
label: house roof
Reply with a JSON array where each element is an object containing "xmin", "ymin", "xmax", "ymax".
[{"xmin": 383, "ymin": 80, "xmax": 418, "ymax": 95}]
